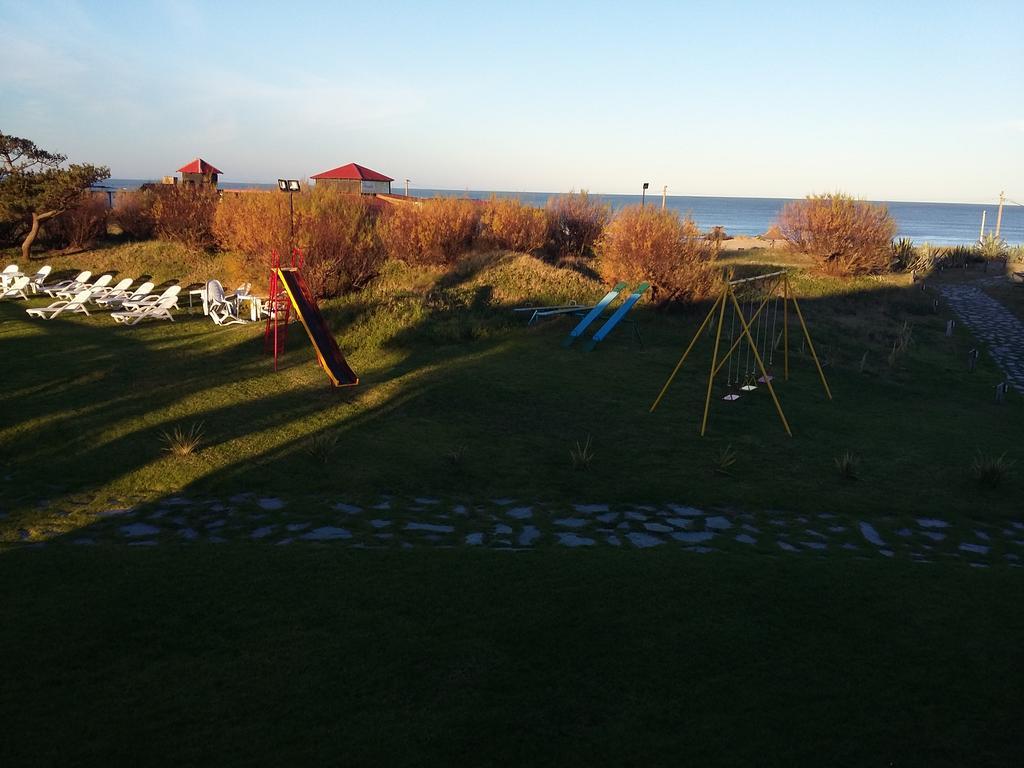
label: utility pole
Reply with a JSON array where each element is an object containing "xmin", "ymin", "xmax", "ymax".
[
  {"xmin": 642, "ymin": 182, "xmax": 649, "ymax": 207},
  {"xmin": 995, "ymin": 191, "xmax": 1005, "ymax": 239},
  {"xmin": 662, "ymin": 185, "xmax": 667, "ymax": 210},
  {"xmin": 405, "ymin": 178, "xmax": 410, "ymax": 197},
  {"xmin": 979, "ymin": 210, "xmax": 987, "ymax": 242}
]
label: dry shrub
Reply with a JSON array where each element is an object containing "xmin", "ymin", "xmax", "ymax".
[
  {"xmin": 112, "ymin": 190, "xmax": 157, "ymax": 239},
  {"xmin": 379, "ymin": 197, "xmax": 480, "ymax": 266},
  {"xmin": 44, "ymin": 193, "xmax": 108, "ymax": 251},
  {"xmin": 546, "ymin": 191, "xmax": 611, "ymax": 259},
  {"xmin": 213, "ymin": 190, "xmax": 291, "ymax": 259},
  {"xmin": 598, "ymin": 205, "xmax": 719, "ymax": 303},
  {"xmin": 153, "ymin": 185, "xmax": 218, "ymax": 251},
  {"xmin": 480, "ymin": 197, "xmax": 546, "ymax": 252},
  {"xmin": 776, "ymin": 193, "xmax": 896, "ymax": 275},
  {"xmin": 301, "ymin": 188, "xmax": 383, "ymax": 297}
]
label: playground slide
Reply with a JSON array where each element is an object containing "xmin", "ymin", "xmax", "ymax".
[{"xmin": 276, "ymin": 268, "xmax": 359, "ymax": 387}]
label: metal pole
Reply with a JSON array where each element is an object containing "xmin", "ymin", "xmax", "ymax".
[
  {"xmin": 662, "ymin": 185, "xmax": 667, "ymax": 210},
  {"xmin": 405, "ymin": 179, "xmax": 410, "ymax": 197},
  {"xmin": 642, "ymin": 187, "xmax": 646, "ymax": 208},
  {"xmin": 979, "ymin": 210, "xmax": 987, "ymax": 242},
  {"xmin": 289, "ymin": 191, "xmax": 295, "ymax": 253},
  {"xmin": 650, "ymin": 292, "xmax": 724, "ymax": 413},
  {"xmin": 699, "ymin": 291, "xmax": 729, "ymax": 436},
  {"xmin": 995, "ymin": 191, "xmax": 1005, "ymax": 239}
]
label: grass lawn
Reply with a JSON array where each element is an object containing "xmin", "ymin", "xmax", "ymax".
[
  {"xmin": 1, "ymin": 241, "xmax": 1022, "ymax": 765},
  {"xmin": 1, "ymin": 547, "xmax": 1022, "ymax": 767}
]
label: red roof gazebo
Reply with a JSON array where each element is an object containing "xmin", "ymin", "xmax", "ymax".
[
  {"xmin": 311, "ymin": 163, "xmax": 392, "ymax": 195},
  {"xmin": 177, "ymin": 158, "xmax": 222, "ymax": 186}
]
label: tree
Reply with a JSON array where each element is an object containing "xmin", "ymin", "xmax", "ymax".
[{"xmin": 0, "ymin": 132, "xmax": 109, "ymax": 259}]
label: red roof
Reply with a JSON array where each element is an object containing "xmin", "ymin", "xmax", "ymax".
[
  {"xmin": 311, "ymin": 163, "xmax": 393, "ymax": 182},
  {"xmin": 177, "ymin": 158, "xmax": 222, "ymax": 175}
]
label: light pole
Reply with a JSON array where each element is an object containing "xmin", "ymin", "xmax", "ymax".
[
  {"xmin": 405, "ymin": 178, "xmax": 410, "ymax": 197},
  {"xmin": 277, "ymin": 179, "xmax": 301, "ymax": 253},
  {"xmin": 642, "ymin": 182, "xmax": 650, "ymax": 207}
]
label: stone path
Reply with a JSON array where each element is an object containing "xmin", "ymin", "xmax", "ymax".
[
  {"xmin": 938, "ymin": 282, "xmax": 1024, "ymax": 391},
  {"xmin": 7, "ymin": 493, "xmax": 1023, "ymax": 569}
]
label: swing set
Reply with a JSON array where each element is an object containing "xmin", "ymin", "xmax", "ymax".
[{"xmin": 650, "ymin": 270, "xmax": 831, "ymax": 436}]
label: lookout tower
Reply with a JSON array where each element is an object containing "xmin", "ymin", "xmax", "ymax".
[
  {"xmin": 177, "ymin": 158, "xmax": 222, "ymax": 187},
  {"xmin": 311, "ymin": 163, "xmax": 392, "ymax": 195}
]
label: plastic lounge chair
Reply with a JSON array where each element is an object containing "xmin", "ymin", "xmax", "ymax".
[
  {"xmin": 205, "ymin": 280, "xmax": 246, "ymax": 326},
  {"xmin": 25, "ymin": 289, "xmax": 93, "ymax": 319},
  {"xmin": 43, "ymin": 271, "xmax": 91, "ymax": 297},
  {"xmin": 97, "ymin": 280, "xmax": 154, "ymax": 309},
  {"xmin": 122, "ymin": 285, "xmax": 180, "ymax": 312},
  {"xmin": 1, "ymin": 275, "xmax": 30, "ymax": 300},
  {"xmin": 89, "ymin": 277, "xmax": 133, "ymax": 303},
  {"xmin": 111, "ymin": 295, "xmax": 178, "ymax": 325},
  {"xmin": 0, "ymin": 264, "xmax": 19, "ymax": 288},
  {"xmin": 57, "ymin": 273, "xmax": 111, "ymax": 299},
  {"xmin": 26, "ymin": 265, "xmax": 52, "ymax": 294}
]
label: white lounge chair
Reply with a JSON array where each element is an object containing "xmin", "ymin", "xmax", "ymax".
[
  {"xmin": 122, "ymin": 284, "xmax": 180, "ymax": 312},
  {"xmin": 43, "ymin": 271, "xmax": 91, "ymax": 297},
  {"xmin": 25, "ymin": 289, "xmax": 93, "ymax": 319},
  {"xmin": 56, "ymin": 273, "xmax": 111, "ymax": 299},
  {"xmin": 111, "ymin": 295, "xmax": 178, "ymax": 325},
  {"xmin": 1, "ymin": 275, "xmax": 30, "ymax": 300},
  {"xmin": 205, "ymin": 280, "xmax": 246, "ymax": 326},
  {"xmin": 97, "ymin": 280, "xmax": 154, "ymax": 309},
  {"xmin": 26, "ymin": 265, "xmax": 52, "ymax": 294},
  {"xmin": 89, "ymin": 277, "xmax": 133, "ymax": 303}
]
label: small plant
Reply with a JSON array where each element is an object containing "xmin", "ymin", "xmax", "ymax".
[
  {"xmin": 978, "ymin": 233, "xmax": 1007, "ymax": 262},
  {"xmin": 714, "ymin": 444, "xmax": 738, "ymax": 475},
  {"xmin": 834, "ymin": 452, "xmax": 860, "ymax": 481},
  {"xmin": 160, "ymin": 422, "xmax": 204, "ymax": 457},
  {"xmin": 1007, "ymin": 244, "xmax": 1024, "ymax": 264},
  {"xmin": 445, "ymin": 444, "xmax": 466, "ymax": 467},
  {"xmin": 570, "ymin": 435, "xmax": 595, "ymax": 471},
  {"xmin": 889, "ymin": 237, "xmax": 916, "ymax": 271},
  {"xmin": 971, "ymin": 450, "xmax": 1015, "ymax": 488},
  {"xmin": 304, "ymin": 432, "xmax": 339, "ymax": 464},
  {"xmin": 858, "ymin": 350, "xmax": 869, "ymax": 373}
]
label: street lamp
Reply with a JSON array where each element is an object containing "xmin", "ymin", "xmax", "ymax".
[
  {"xmin": 642, "ymin": 182, "xmax": 650, "ymax": 208},
  {"xmin": 277, "ymin": 179, "xmax": 300, "ymax": 252}
]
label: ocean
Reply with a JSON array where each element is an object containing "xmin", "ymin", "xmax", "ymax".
[{"xmin": 105, "ymin": 180, "xmax": 1023, "ymax": 246}]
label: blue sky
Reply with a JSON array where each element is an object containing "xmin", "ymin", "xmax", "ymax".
[{"xmin": 1, "ymin": 0, "xmax": 1021, "ymax": 202}]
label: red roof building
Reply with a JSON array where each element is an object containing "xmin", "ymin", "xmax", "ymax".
[
  {"xmin": 176, "ymin": 158, "xmax": 222, "ymax": 187},
  {"xmin": 311, "ymin": 163, "xmax": 392, "ymax": 194}
]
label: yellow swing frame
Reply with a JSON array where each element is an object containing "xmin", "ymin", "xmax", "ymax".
[{"xmin": 650, "ymin": 271, "xmax": 832, "ymax": 436}]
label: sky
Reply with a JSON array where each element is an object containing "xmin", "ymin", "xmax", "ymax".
[{"xmin": 1, "ymin": 0, "xmax": 1021, "ymax": 203}]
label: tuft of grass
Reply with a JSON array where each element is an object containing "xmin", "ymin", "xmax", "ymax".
[
  {"xmin": 445, "ymin": 444, "xmax": 466, "ymax": 467},
  {"xmin": 570, "ymin": 435, "xmax": 595, "ymax": 471},
  {"xmin": 834, "ymin": 452, "xmax": 860, "ymax": 481},
  {"xmin": 714, "ymin": 444, "xmax": 738, "ymax": 475},
  {"xmin": 160, "ymin": 422, "xmax": 204, "ymax": 457},
  {"xmin": 304, "ymin": 432, "xmax": 339, "ymax": 464},
  {"xmin": 971, "ymin": 451, "xmax": 1015, "ymax": 488}
]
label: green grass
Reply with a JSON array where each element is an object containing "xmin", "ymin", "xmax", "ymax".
[
  {"xmin": 2, "ymin": 240, "xmax": 1023, "ymax": 765},
  {"xmin": 1, "ymin": 241, "xmax": 1021, "ymax": 540},
  {"xmin": 1, "ymin": 547, "xmax": 1022, "ymax": 766}
]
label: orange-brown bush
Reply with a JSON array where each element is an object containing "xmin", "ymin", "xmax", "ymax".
[
  {"xmin": 776, "ymin": 193, "xmax": 896, "ymax": 275},
  {"xmin": 213, "ymin": 190, "xmax": 291, "ymax": 268},
  {"xmin": 44, "ymin": 192, "xmax": 108, "ymax": 251},
  {"xmin": 153, "ymin": 185, "xmax": 218, "ymax": 251},
  {"xmin": 545, "ymin": 191, "xmax": 611, "ymax": 259},
  {"xmin": 300, "ymin": 189, "xmax": 383, "ymax": 297},
  {"xmin": 214, "ymin": 187, "xmax": 383, "ymax": 297},
  {"xmin": 480, "ymin": 197, "xmax": 546, "ymax": 252},
  {"xmin": 598, "ymin": 205, "xmax": 719, "ymax": 303},
  {"xmin": 379, "ymin": 197, "xmax": 480, "ymax": 266},
  {"xmin": 111, "ymin": 189, "xmax": 157, "ymax": 240}
]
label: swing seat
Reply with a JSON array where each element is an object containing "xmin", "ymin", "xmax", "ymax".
[
  {"xmin": 722, "ymin": 393, "xmax": 741, "ymax": 401},
  {"xmin": 757, "ymin": 374, "xmax": 774, "ymax": 384},
  {"xmin": 740, "ymin": 384, "xmax": 758, "ymax": 391}
]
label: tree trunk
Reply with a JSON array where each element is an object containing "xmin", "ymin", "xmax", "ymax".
[{"xmin": 22, "ymin": 210, "xmax": 58, "ymax": 260}]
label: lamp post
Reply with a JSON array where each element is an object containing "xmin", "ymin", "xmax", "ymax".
[
  {"xmin": 277, "ymin": 179, "xmax": 301, "ymax": 253},
  {"xmin": 642, "ymin": 182, "xmax": 650, "ymax": 208},
  {"xmin": 405, "ymin": 178, "xmax": 410, "ymax": 197}
]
